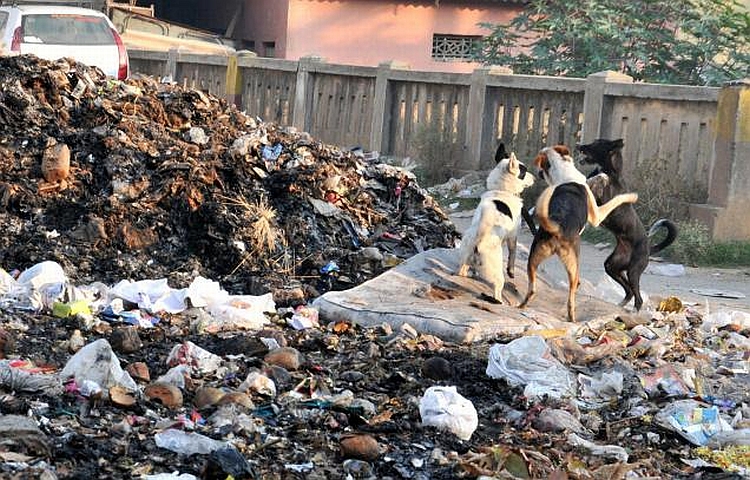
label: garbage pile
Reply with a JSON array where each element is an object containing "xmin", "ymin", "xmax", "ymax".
[
  {"xmin": 2, "ymin": 269, "xmax": 749, "ymax": 478},
  {"xmin": 0, "ymin": 55, "xmax": 458, "ymax": 298},
  {"xmin": 1, "ymin": 56, "xmax": 749, "ymax": 480}
]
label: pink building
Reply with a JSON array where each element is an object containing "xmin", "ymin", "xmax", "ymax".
[{"xmin": 148, "ymin": 0, "xmax": 523, "ymax": 73}]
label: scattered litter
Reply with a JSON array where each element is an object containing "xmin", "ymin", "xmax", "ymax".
[
  {"xmin": 486, "ymin": 335, "xmax": 576, "ymax": 399},
  {"xmin": 419, "ymin": 386, "xmax": 478, "ymax": 441},
  {"xmin": 647, "ymin": 263, "xmax": 686, "ymax": 277},
  {"xmin": 690, "ymin": 288, "xmax": 746, "ymax": 299}
]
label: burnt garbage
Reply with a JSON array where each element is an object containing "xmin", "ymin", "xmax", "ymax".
[{"xmin": 0, "ymin": 55, "xmax": 459, "ymax": 300}]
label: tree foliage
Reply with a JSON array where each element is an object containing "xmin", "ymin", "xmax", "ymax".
[{"xmin": 475, "ymin": 0, "xmax": 750, "ymax": 86}]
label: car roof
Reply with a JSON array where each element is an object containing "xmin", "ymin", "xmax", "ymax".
[{"xmin": 2, "ymin": 5, "xmax": 107, "ymax": 16}]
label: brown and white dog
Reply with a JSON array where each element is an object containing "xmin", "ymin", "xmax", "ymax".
[
  {"xmin": 518, "ymin": 145, "xmax": 638, "ymax": 321},
  {"xmin": 577, "ymin": 138, "xmax": 678, "ymax": 311},
  {"xmin": 456, "ymin": 144, "xmax": 535, "ymax": 303}
]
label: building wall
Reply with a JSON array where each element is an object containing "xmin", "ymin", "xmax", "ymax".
[
  {"xmin": 275, "ymin": 0, "xmax": 520, "ymax": 73},
  {"xmin": 244, "ymin": 0, "xmax": 290, "ymax": 56}
]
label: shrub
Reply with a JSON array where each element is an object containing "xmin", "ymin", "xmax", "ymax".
[
  {"xmin": 411, "ymin": 123, "xmax": 460, "ymax": 186},
  {"xmin": 628, "ymin": 157, "xmax": 707, "ymax": 226},
  {"xmin": 663, "ymin": 219, "xmax": 711, "ymax": 266}
]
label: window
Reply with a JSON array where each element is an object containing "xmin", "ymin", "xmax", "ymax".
[
  {"xmin": 431, "ymin": 34, "xmax": 481, "ymax": 62},
  {"xmin": 22, "ymin": 14, "xmax": 114, "ymax": 45},
  {"xmin": 262, "ymin": 41, "xmax": 275, "ymax": 58}
]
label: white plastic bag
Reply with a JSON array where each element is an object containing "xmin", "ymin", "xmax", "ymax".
[
  {"xmin": 167, "ymin": 341, "xmax": 223, "ymax": 375},
  {"xmin": 154, "ymin": 429, "xmax": 226, "ymax": 456},
  {"xmin": 419, "ymin": 385, "xmax": 478, "ymax": 441},
  {"xmin": 486, "ymin": 335, "xmax": 576, "ymax": 399},
  {"xmin": 205, "ymin": 293, "xmax": 275, "ymax": 331},
  {"xmin": 17, "ymin": 260, "xmax": 66, "ymax": 290},
  {"xmin": 239, "ymin": 371, "xmax": 276, "ymax": 397},
  {"xmin": 701, "ymin": 310, "xmax": 750, "ymax": 334},
  {"xmin": 61, "ymin": 338, "xmax": 138, "ymax": 393}
]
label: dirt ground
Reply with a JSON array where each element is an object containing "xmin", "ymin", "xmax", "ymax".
[{"xmin": 449, "ymin": 211, "xmax": 750, "ymax": 314}]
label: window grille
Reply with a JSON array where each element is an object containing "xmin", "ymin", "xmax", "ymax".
[{"xmin": 431, "ymin": 34, "xmax": 481, "ymax": 61}]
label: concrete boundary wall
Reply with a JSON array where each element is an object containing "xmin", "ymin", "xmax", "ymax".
[{"xmin": 128, "ymin": 49, "xmax": 749, "ymax": 241}]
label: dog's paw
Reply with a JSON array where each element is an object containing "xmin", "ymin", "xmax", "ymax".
[
  {"xmin": 479, "ymin": 293, "xmax": 502, "ymax": 305},
  {"xmin": 624, "ymin": 192, "xmax": 638, "ymax": 203}
]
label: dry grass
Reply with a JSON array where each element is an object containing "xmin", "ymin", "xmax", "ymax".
[{"xmin": 219, "ymin": 195, "xmax": 286, "ymax": 274}]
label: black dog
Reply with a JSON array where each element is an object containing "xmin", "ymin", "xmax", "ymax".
[{"xmin": 577, "ymin": 138, "xmax": 678, "ymax": 311}]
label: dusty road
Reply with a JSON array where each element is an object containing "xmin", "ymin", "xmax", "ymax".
[{"xmin": 449, "ymin": 211, "xmax": 750, "ymax": 315}]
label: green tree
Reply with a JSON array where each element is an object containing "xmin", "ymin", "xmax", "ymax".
[{"xmin": 475, "ymin": 0, "xmax": 750, "ymax": 86}]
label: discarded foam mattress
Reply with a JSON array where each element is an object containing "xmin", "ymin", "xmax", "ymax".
[{"xmin": 313, "ymin": 247, "xmax": 623, "ymax": 343}]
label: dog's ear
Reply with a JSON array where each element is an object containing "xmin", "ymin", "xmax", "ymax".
[
  {"xmin": 507, "ymin": 152, "xmax": 520, "ymax": 174},
  {"xmin": 553, "ymin": 144, "xmax": 571, "ymax": 158},
  {"xmin": 494, "ymin": 143, "xmax": 509, "ymax": 164},
  {"xmin": 534, "ymin": 151, "xmax": 549, "ymax": 172},
  {"xmin": 609, "ymin": 139, "xmax": 625, "ymax": 174}
]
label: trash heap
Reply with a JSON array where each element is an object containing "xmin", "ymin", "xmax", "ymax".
[
  {"xmin": 1, "ymin": 56, "xmax": 749, "ymax": 480},
  {"xmin": 2, "ymin": 273, "xmax": 750, "ymax": 479},
  {"xmin": 0, "ymin": 55, "xmax": 459, "ymax": 298}
]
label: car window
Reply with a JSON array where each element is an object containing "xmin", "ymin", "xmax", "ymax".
[
  {"xmin": 0, "ymin": 12, "xmax": 8, "ymax": 32},
  {"xmin": 21, "ymin": 14, "xmax": 114, "ymax": 45}
]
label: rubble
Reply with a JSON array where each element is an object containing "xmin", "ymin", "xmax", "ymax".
[{"xmin": 0, "ymin": 55, "xmax": 749, "ymax": 479}]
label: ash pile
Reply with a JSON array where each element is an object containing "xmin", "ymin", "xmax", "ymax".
[{"xmin": 0, "ymin": 55, "xmax": 458, "ymax": 298}]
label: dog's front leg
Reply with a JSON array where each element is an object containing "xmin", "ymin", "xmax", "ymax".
[{"xmin": 585, "ymin": 188, "xmax": 638, "ymax": 227}]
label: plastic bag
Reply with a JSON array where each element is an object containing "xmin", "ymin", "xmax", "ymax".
[
  {"xmin": 654, "ymin": 399, "xmax": 733, "ymax": 446},
  {"xmin": 419, "ymin": 385, "xmax": 478, "ymax": 441},
  {"xmin": 567, "ymin": 433, "xmax": 629, "ymax": 462},
  {"xmin": 167, "ymin": 341, "xmax": 223, "ymax": 375},
  {"xmin": 16, "ymin": 260, "xmax": 66, "ymax": 290},
  {"xmin": 143, "ymin": 473, "xmax": 198, "ymax": 480},
  {"xmin": 647, "ymin": 263, "xmax": 685, "ymax": 277},
  {"xmin": 486, "ymin": 336, "xmax": 576, "ymax": 399},
  {"xmin": 205, "ymin": 293, "xmax": 275, "ymax": 332},
  {"xmin": 155, "ymin": 365, "xmax": 191, "ymax": 390},
  {"xmin": 154, "ymin": 429, "xmax": 227, "ymax": 456},
  {"xmin": 289, "ymin": 305, "xmax": 319, "ymax": 330},
  {"xmin": 60, "ymin": 338, "xmax": 138, "ymax": 393},
  {"xmin": 701, "ymin": 310, "xmax": 750, "ymax": 334},
  {"xmin": 0, "ymin": 360, "xmax": 63, "ymax": 394},
  {"xmin": 578, "ymin": 370, "xmax": 624, "ymax": 408},
  {"xmin": 238, "ymin": 371, "xmax": 276, "ymax": 397}
]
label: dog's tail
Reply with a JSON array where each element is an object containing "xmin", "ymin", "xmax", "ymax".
[
  {"xmin": 535, "ymin": 186, "xmax": 562, "ymax": 235},
  {"xmin": 648, "ymin": 219, "xmax": 678, "ymax": 255}
]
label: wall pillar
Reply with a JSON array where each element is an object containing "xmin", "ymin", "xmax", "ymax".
[
  {"xmin": 463, "ymin": 66, "xmax": 512, "ymax": 174},
  {"xmin": 581, "ymin": 70, "xmax": 633, "ymax": 144},
  {"xmin": 690, "ymin": 79, "xmax": 750, "ymax": 241},
  {"xmin": 165, "ymin": 48, "xmax": 179, "ymax": 82},
  {"xmin": 228, "ymin": 50, "xmax": 257, "ymax": 109},
  {"xmin": 369, "ymin": 61, "xmax": 410, "ymax": 153},
  {"xmin": 225, "ymin": 54, "xmax": 242, "ymax": 107},
  {"xmin": 292, "ymin": 55, "xmax": 325, "ymax": 132}
]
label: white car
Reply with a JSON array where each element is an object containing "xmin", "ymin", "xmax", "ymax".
[{"xmin": 0, "ymin": 4, "xmax": 129, "ymax": 79}]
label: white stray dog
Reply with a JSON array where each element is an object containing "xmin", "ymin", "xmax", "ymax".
[{"xmin": 456, "ymin": 144, "xmax": 535, "ymax": 303}]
